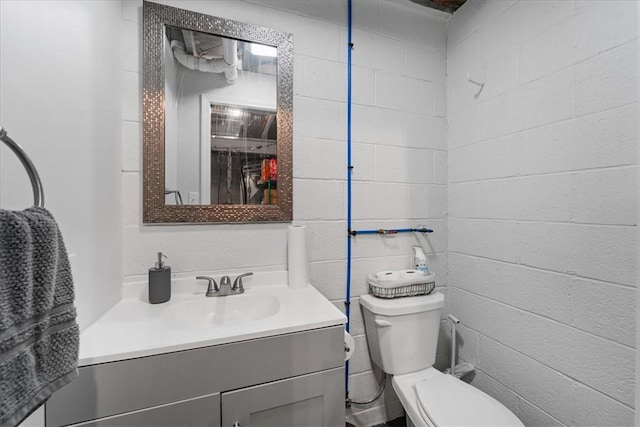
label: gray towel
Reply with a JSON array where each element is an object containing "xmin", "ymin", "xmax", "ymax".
[{"xmin": 0, "ymin": 207, "xmax": 79, "ymax": 427}]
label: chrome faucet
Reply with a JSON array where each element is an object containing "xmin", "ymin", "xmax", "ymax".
[
  {"xmin": 232, "ymin": 272, "xmax": 253, "ymax": 294},
  {"xmin": 196, "ymin": 276, "xmax": 219, "ymax": 297},
  {"xmin": 219, "ymin": 276, "xmax": 232, "ymax": 296},
  {"xmin": 197, "ymin": 272, "xmax": 253, "ymax": 297}
]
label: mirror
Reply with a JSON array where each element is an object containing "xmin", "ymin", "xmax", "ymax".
[{"xmin": 143, "ymin": 1, "xmax": 293, "ymax": 223}]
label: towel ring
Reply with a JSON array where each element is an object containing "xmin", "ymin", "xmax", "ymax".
[{"xmin": 0, "ymin": 127, "xmax": 45, "ymax": 208}]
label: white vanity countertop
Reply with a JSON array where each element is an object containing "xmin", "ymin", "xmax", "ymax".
[{"xmin": 78, "ymin": 271, "xmax": 346, "ymax": 366}]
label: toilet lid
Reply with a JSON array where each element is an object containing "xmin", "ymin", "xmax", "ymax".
[{"xmin": 415, "ymin": 374, "xmax": 523, "ymax": 426}]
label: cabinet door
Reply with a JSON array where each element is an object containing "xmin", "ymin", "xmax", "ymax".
[
  {"xmin": 221, "ymin": 368, "xmax": 344, "ymax": 427},
  {"xmin": 70, "ymin": 393, "xmax": 220, "ymax": 427}
]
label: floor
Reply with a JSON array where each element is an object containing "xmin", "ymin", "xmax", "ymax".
[
  {"xmin": 373, "ymin": 416, "xmax": 407, "ymax": 427},
  {"xmin": 346, "ymin": 416, "xmax": 406, "ymax": 427}
]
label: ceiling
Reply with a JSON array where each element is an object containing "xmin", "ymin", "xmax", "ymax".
[{"xmin": 408, "ymin": 0, "xmax": 467, "ymax": 13}]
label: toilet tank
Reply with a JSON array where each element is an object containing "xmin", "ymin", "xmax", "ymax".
[{"xmin": 360, "ymin": 293, "xmax": 444, "ymax": 375}]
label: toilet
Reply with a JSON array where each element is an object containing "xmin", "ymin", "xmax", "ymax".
[{"xmin": 360, "ymin": 292, "xmax": 524, "ymax": 427}]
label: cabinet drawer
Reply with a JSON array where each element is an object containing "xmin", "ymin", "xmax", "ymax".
[
  {"xmin": 71, "ymin": 393, "xmax": 220, "ymax": 427},
  {"xmin": 47, "ymin": 326, "xmax": 343, "ymax": 426}
]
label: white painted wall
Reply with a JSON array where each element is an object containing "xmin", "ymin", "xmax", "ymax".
[
  {"xmin": 0, "ymin": 0, "xmax": 123, "ymax": 331},
  {"xmin": 447, "ymin": 1, "xmax": 638, "ymax": 425},
  {"xmin": 122, "ymin": 1, "xmax": 448, "ymax": 425}
]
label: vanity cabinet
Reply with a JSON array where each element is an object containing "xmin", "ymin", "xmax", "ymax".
[{"xmin": 46, "ymin": 326, "xmax": 344, "ymax": 427}]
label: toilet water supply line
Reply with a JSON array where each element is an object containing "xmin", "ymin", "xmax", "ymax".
[
  {"xmin": 343, "ymin": 0, "xmax": 388, "ymax": 407},
  {"xmin": 342, "ymin": 0, "xmax": 417, "ymax": 407},
  {"xmin": 342, "ymin": 0, "xmax": 469, "ymax": 400},
  {"xmin": 449, "ymin": 315, "xmax": 460, "ymax": 377},
  {"xmin": 343, "ymin": 0, "xmax": 440, "ymax": 407},
  {"xmin": 345, "ymin": 0, "xmax": 354, "ymax": 405},
  {"xmin": 446, "ymin": 315, "xmax": 475, "ymax": 379}
]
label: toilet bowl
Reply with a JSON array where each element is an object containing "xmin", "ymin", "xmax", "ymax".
[{"xmin": 360, "ymin": 293, "xmax": 524, "ymax": 427}]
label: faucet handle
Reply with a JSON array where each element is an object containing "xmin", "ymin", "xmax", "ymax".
[
  {"xmin": 196, "ymin": 276, "xmax": 218, "ymax": 297},
  {"xmin": 232, "ymin": 272, "xmax": 253, "ymax": 293}
]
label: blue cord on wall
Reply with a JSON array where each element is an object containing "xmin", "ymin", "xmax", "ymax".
[{"xmin": 345, "ymin": 0, "xmax": 353, "ymax": 401}]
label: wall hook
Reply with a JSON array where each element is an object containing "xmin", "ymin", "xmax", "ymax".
[{"xmin": 466, "ymin": 72, "xmax": 485, "ymax": 98}]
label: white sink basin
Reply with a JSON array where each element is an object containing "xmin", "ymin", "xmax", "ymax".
[
  {"xmin": 162, "ymin": 294, "xmax": 280, "ymax": 330},
  {"xmin": 78, "ymin": 272, "xmax": 348, "ymax": 366}
]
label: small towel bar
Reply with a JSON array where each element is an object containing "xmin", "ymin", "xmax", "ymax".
[{"xmin": 0, "ymin": 127, "xmax": 45, "ymax": 207}]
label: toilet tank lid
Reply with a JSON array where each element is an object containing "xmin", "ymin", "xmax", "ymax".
[{"xmin": 360, "ymin": 292, "xmax": 444, "ymax": 316}]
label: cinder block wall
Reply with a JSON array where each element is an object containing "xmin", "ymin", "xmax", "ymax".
[
  {"xmin": 122, "ymin": 1, "xmax": 449, "ymax": 425},
  {"xmin": 446, "ymin": 1, "xmax": 638, "ymax": 425}
]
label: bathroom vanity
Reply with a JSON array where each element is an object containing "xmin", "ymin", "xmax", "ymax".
[{"xmin": 45, "ymin": 273, "xmax": 346, "ymax": 427}]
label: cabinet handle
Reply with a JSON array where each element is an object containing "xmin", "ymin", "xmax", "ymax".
[{"xmin": 233, "ymin": 423, "xmax": 241, "ymax": 427}]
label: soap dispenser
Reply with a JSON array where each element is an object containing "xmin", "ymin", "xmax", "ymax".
[{"xmin": 149, "ymin": 252, "xmax": 171, "ymax": 304}]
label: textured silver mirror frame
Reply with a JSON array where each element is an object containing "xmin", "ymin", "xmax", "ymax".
[{"xmin": 143, "ymin": 1, "xmax": 293, "ymax": 224}]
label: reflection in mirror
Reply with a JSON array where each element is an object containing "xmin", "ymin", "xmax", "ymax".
[
  {"xmin": 208, "ymin": 103, "xmax": 277, "ymax": 205},
  {"xmin": 163, "ymin": 26, "xmax": 278, "ymax": 206},
  {"xmin": 143, "ymin": 1, "xmax": 293, "ymax": 223}
]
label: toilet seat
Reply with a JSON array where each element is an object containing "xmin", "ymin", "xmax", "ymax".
[
  {"xmin": 392, "ymin": 368, "xmax": 524, "ymax": 427},
  {"xmin": 415, "ymin": 373, "xmax": 523, "ymax": 426}
]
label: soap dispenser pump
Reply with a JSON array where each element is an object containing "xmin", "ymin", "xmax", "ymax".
[{"xmin": 149, "ymin": 252, "xmax": 171, "ymax": 304}]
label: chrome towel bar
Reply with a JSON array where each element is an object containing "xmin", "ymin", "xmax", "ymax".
[{"xmin": 0, "ymin": 127, "xmax": 45, "ymax": 208}]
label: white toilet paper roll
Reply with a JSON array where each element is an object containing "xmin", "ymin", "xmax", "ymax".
[
  {"xmin": 344, "ymin": 331, "xmax": 355, "ymax": 362},
  {"xmin": 287, "ymin": 225, "xmax": 308, "ymax": 289},
  {"xmin": 374, "ymin": 271, "xmax": 400, "ymax": 282}
]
